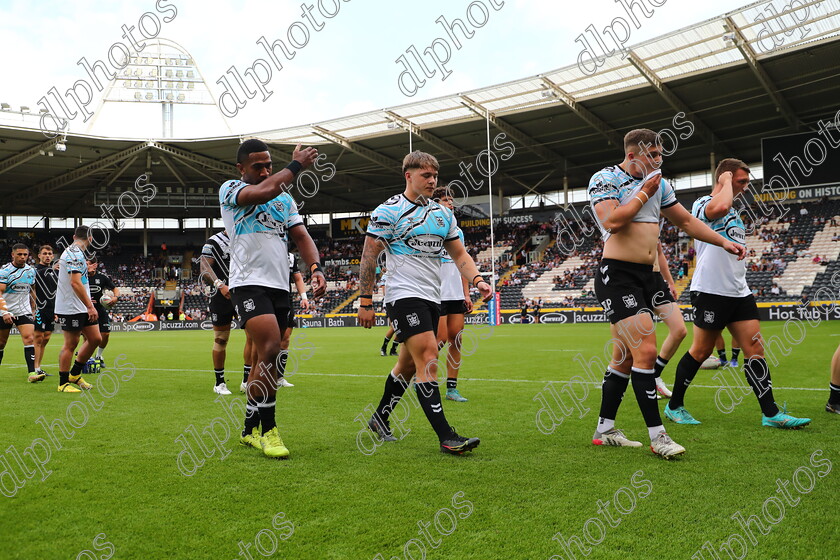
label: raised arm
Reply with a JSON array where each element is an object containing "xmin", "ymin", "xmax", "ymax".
[
  {"xmin": 235, "ymin": 145, "xmax": 319, "ymax": 206},
  {"xmin": 199, "ymin": 255, "xmax": 228, "ymax": 299},
  {"xmin": 593, "ymin": 173, "xmax": 661, "ymax": 233}
]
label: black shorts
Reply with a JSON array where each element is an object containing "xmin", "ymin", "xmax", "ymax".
[
  {"xmin": 95, "ymin": 305, "xmax": 111, "ymax": 333},
  {"xmin": 439, "ymin": 299, "xmax": 467, "ymax": 316},
  {"xmin": 209, "ymin": 294, "xmax": 236, "ymax": 327},
  {"xmin": 653, "ymin": 273, "xmax": 675, "ymax": 305},
  {"xmin": 690, "ymin": 291, "xmax": 760, "ymax": 331},
  {"xmin": 57, "ymin": 313, "xmax": 97, "ymax": 332},
  {"xmin": 0, "ymin": 314, "xmax": 34, "ymax": 330},
  {"xmin": 231, "ymin": 285, "xmax": 290, "ymax": 330},
  {"xmin": 386, "ymin": 298, "xmax": 439, "ymax": 343},
  {"xmin": 35, "ymin": 307, "xmax": 55, "ymax": 332},
  {"xmin": 594, "ymin": 258, "xmax": 658, "ymax": 324}
]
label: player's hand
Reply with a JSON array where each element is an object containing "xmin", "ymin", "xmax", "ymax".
[
  {"xmin": 300, "ymin": 298, "xmax": 311, "ymax": 312},
  {"xmin": 310, "ymin": 271, "xmax": 326, "ymax": 298},
  {"xmin": 464, "ymin": 298, "xmax": 473, "ymax": 314},
  {"xmin": 2, "ymin": 313, "xmax": 13, "ymax": 325},
  {"xmin": 87, "ymin": 305, "xmax": 98, "ymax": 322},
  {"xmin": 357, "ymin": 306, "xmax": 375, "ymax": 329},
  {"xmin": 292, "ymin": 144, "xmax": 319, "ymax": 170},
  {"xmin": 219, "ymin": 284, "xmax": 230, "ymax": 299},
  {"xmin": 641, "ymin": 172, "xmax": 661, "ymax": 199},
  {"xmin": 722, "ymin": 240, "xmax": 747, "ymax": 260},
  {"xmin": 477, "ymin": 280, "xmax": 493, "ymax": 302},
  {"xmin": 668, "ymin": 282, "xmax": 678, "ymax": 301}
]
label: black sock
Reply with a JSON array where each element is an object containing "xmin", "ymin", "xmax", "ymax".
[
  {"xmin": 59, "ymin": 371, "xmax": 69, "ymax": 385},
  {"xmin": 391, "ymin": 342, "xmax": 399, "ymax": 352},
  {"xmin": 718, "ymin": 349, "xmax": 727, "ymax": 361},
  {"xmin": 214, "ymin": 368, "xmax": 225, "ymax": 385},
  {"xmin": 243, "ymin": 397, "xmax": 260, "ymax": 435},
  {"xmin": 23, "ymin": 346, "xmax": 35, "ymax": 373},
  {"xmin": 375, "ymin": 373, "xmax": 409, "ymax": 421},
  {"xmin": 669, "ymin": 352, "xmax": 702, "ymax": 410},
  {"xmin": 653, "ymin": 356, "xmax": 669, "ymax": 377},
  {"xmin": 277, "ymin": 351, "xmax": 288, "ymax": 380},
  {"xmin": 414, "ymin": 381, "xmax": 451, "ymax": 440},
  {"xmin": 732, "ymin": 347, "xmax": 741, "ymax": 360},
  {"xmin": 446, "ymin": 378, "xmax": 457, "ymax": 390},
  {"xmin": 598, "ymin": 368, "xmax": 630, "ymax": 426},
  {"xmin": 829, "ymin": 383, "xmax": 840, "ymax": 405},
  {"xmin": 243, "ymin": 364, "xmax": 251, "ymax": 384},
  {"xmin": 630, "ymin": 368, "xmax": 662, "ymax": 427},
  {"xmin": 381, "ymin": 338, "xmax": 389, "ymax": 350},
  {"xmin": 70, "ymin": 360, "xmax": 84, "ymax": 376},
  {"xmin": 0, "ymin": 349, "xmax": 4, "ymax": 365},
  {"xmin": 259, "ymin": 399, "xmax": 277, "ymax": 434},
  {"xmin": 744, "ymin": 357, "xmax": 778, "ymax": 417}
]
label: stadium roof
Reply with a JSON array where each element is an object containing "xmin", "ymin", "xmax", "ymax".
[{"xmin": 1, "ymin": 0, "xmax": 838, "ymax": 219}]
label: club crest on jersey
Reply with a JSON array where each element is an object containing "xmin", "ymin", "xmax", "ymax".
[
  {"xmin": 244, "ymin": 299, "xmax": 255, "ymax": 312},
  {"xmin": 622, "ymin": 295, "xmax": 637, "ymax": 308},
  {"xmin": 704, "ymin": 311, "xmax": 715, "ymax": 323},
  {"xmin": 434, "ymin": 214, "xmax": 445, "ymax": 227},
  {"xmin": 254, "ymin": 211, "xmax": 286, "ymax": 234},
  {"xmin": 407, "ymin": 313, "xmax": 420, "ymax": 327}
]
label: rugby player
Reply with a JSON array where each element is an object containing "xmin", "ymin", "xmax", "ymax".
[
  {"xmin": 357, "ymin": 151, "xmax": 491, "ymax": 455},
  {"xmin": 588, "ymin": 130, "xmax": 746, "ymax": 458},
  {"xmin": 220, "ymin": 139, "xmax": 324, "ymax": 459},
  {"xmin": 86, "ymin": 257, "xmax": 119, "ymax": 370},
  {"xmin": 664, "ymin": 158, "xmax": 810, "ymax": 429},
  {"xmin": 33, "ymin": 245, "xmax": 58, "ymax": 377},
  {"xmin": 0, "ymin": 244, "xmax": 40, "ymax": 382},
  {"xmin": 275, "ymin": 252, "xmax": 309, "ymax": 388}
]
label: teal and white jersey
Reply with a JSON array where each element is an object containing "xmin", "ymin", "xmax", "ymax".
[
  {"xmin": 367, "ymin": 194, "xmax": 459, "ymax": 304},
  {"xmin": 690, "ymin": 195, "xmax": 749, "ymax": 297},
  {"xmin": 587, "ymin": 165, "xmax": 677, "ymax": 241},
  {"xmin": 55, "ymin": 243, "xmax": 90, "ymax": 315},
  {"xmin": 219, "ymin": 179, "xmax": 302, "ymax": 290},
  {"xmin": 440, "ymin": 224, "xmax": 465, "ymax": 301},
  {"xmin": 0, "ymin": 263, "xmax": 35, "ymax": 316}
]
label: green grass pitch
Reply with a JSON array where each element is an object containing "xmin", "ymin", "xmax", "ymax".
[{"xmin": 1, "ymin": 322, "xmax": 837, "ymax": 559}]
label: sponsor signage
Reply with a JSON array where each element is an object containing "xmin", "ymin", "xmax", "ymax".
[
  {"xmin": 459, "ymin": 214, "xmax": 536, "ymax": 228},
  {"xmin": 49, "ymin": 304, "xmax": 838, "ymax": 332},
  {"xmin": 332, "ymin": 216, "xmax": 370, "ymax": 238}
]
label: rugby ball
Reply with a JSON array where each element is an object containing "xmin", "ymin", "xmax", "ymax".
[
  {"xmin": 700, "ymin": 355, "xmax": 721, "ymax": 370},
  {"xmin": 100, "ymin": 290, "xmax": 116, "ymax": 309}
]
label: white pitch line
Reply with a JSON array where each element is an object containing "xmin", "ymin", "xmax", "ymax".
[{"xmin": 105, "ymin": 367, "xmax": 825, "ymax": 391}]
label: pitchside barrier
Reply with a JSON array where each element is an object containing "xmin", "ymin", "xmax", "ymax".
[{"xmin": 16, "ymin": 301, "xmax": 834, "ymax": 333}]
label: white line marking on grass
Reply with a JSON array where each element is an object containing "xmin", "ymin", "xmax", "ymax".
[{"xmin": 126, "ymin": 367, "xmax": 825, "ymax": 391}]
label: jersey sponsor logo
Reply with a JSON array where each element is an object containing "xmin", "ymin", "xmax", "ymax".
[
  {"xmin": 601, "ymin": 298, "xmax": 613, "ymax": 317},
  {"xmin": 726, "ymin": 224, "xmax": 746, "ymax": 243},
  {"xmin": 132, "ymin": 321, "xmax": 154, "ymax": 332},
  {"xmin": 405, "ymin": 234, "xmax": 444, "ymax": 253},
  {"xmin": 704, "ymin": 310, "xmax": 715, "ymax": 324},
  {"xmin": 406, "ymin": 313, "xmax": 420, "ymax": 327},
  {"xmin": 622, "ymin": 295, "xmax": 638, "ymax": 308}
]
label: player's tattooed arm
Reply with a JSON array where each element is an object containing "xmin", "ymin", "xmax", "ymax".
[
  {"xmin": 359, "ymin": 236, "xmax": 384, "ymax": 298},
  {"xmin": 358, "ymin": 236, "xmax": 385, "ymax": 328}
]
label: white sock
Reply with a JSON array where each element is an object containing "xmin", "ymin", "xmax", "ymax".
[
  {"xmin": 95, "ymin": 347, "xmax": 104, "ymax": 359},
  {"xmin": 648, "ymin": 425, "xmax": 665, "ymax": 441},
  {"xmin": 597, "ymin": 417, "xmax": 615, "ymax": 433}
]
